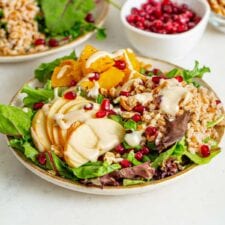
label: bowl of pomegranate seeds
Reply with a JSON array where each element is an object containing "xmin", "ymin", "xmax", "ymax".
[{"xmin": 121, "ymin": 0, "xmax": 210, "ymax": 61}]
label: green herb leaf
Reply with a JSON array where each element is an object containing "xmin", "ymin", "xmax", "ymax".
[
  {"xmin": 72, "ymin": 161, "xmax": 121, "ymax": 179},
  {"xmin": 108, "ymin": 114, "xmax": 123, "ymax": 125},
  {"xmin": 35, "ymin": 51, "xmax": 76, "ymax": 83},
  {"xmin": 123, "ymin": 179, "xmax": 145, "ymax": 186},
  {"xmin": 40, "ymin": 0, "xmax": 95, "ymax": 34},
  {"xmin": 127, "ymin": 150, "xmax": 142, "ymax": 166},
  {"xmin": 96, "ymin": 94, "xmax": 104, "ymax": 104},
  {"xmin": 124, "ymin": 119, "xmax": 137, "ymax": 131},
  {"xmin": 166, "ymin": 68, "xmax": 181, "ymax": 78},
  {"xmin": 21, "ymin": 82, "xmax": 54, "ymax": 107},
  {"xmin": 0, "ymin": 105, "xmax": 32, "ymax": 136},
  {"xmin": 23, "ymin": 142, "xmax": 39, "ymax": 162},
  {"xmin": 207, "ymin": 115, "xmax": 225, "ymax": 128},
  {"xmin": 96, "ymin": 27, "xmax": 107, "ymax": 40}
]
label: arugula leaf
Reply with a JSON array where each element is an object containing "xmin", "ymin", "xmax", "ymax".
[
  {"xmin": 21, "ymin": 82, "xmax": 54, "ymax": 107},
  {"xmin": 124, "ymin": 119, "xmax": 137, "ymax": 131},
  {"xmin": 123, "ymin": 179, "xmax": 145, "ymax": 186},
  {"xmin": 0, "ymin": 105, "xmax": 32, "ymax": 136},
  {"xmin": 207, "ymin": 115, "xmax": 225, "ymax": 128},
  {"xmin": 40, "ymin": 0, "xmax": 95, "ymax": 34},
  {"xmin": 127, "ymin": 150, "xmax": 142, "ymax": 166},
  {"xmin": 151, "ymin": 143, "xmax": 178, "ymax": 169},
  {"xmin": 35, "ymin": 51, "xmax": 76, "ymax": 83},
  {"xmin": 165, "ymin": 61, "xmax": 210, "ymax": 86},
  {"xmin": 72, "ymin": 161, "xmax": 121, "ymax": 179},
  {"xmin": 183, "ymin": 149, "xmax": 220, "ymax": 165},
  {"xmin": 96, "ymin": 27, "xmax": 107, "ymax": 40}
]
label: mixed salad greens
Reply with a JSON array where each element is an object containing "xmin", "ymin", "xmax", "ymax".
[{"xmin": 0, "ymin": 48, "xmax": 223, "ymax": 187}]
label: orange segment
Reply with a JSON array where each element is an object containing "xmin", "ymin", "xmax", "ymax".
[
  {"xmin": 88, "ymin": 56, "xmax": 114, "ymax": 73},
  {"xmin": 79, "ymin": 80, "xmax": 94, "ymax": 89},
  {"xmin": 125, "ymin": 49, "xmax": 141, "ymax": 72},
  {"xmin": 98, "ymin": 67, "xmax": 125, "ymax": 90}
]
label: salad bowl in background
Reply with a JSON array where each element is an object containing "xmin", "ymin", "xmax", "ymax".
[
  {"xmin": 0, "ymin": 0, "xmax": 109, "ymax": 63},
  {"xmin": 120, "ymin": 0, "xmax": 210, "ymax": 61},
  {"xmin": 6, "ymin": 56, "xmax": 224, "ymax": 195}
]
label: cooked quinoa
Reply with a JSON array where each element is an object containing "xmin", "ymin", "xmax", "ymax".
[{"xmin": 0, "ymin": 0, "xmax": 48, "ymax": 55}]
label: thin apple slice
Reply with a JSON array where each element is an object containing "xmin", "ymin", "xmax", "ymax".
[
  {"xmin": 86, "ymin": 118, "xmax": 125, "ymax": 154},
  {"xmin": 46, "ymin": 98, "xmax": 67, "ymax": 144},
  {"xmin": 31, "ymin": 109, "xmax": 51, "ymax": 152},
  {"xmin": 64, "ymin": 123, "xmax": 99, "ymax": 168}
]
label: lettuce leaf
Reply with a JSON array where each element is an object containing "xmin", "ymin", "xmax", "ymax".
[
  {"xmin": 72, "ymin": 161, "xmax": 121, "ymax": 179},
  {"xmin": 124, "ymin": 119, "xmax": 137, "ymax": 131},
  {"xmin": 0, "ymin": 105, "xmax": 32, "ymax": 136},
  {"xmin": 123, "ymin": 179, "xmax": 145, "ymax": 186},
  {"xmin": 35, "ymin": 51, "xmax": 76, "ymax": 83},
  {"xmin": 21, "ymin": 81, "xmax": 54, "ymax": 107},
  {"xmin": 23, "ymin": 142, "xmax": 39, "ymax": 162},
  {"xmin": 127, "ymin": 150, "xmax": 142, "ymax": 166},
  {"xmin": 207, "ymin": 115, "xmax": 225, "ymax": 128},
  {"xmin": 40, "ymin": 0, "xmax": 95, "ymax": 34}
]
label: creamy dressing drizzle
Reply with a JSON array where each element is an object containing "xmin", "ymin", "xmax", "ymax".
[
  {"xmin": 124, "ymin": 131, "xmax": 144, "ymax": 147},
  {"xmin": 159, "ymin": 79, "xmax": 188, "ymax": 116},
  {"xmin": 134, "ymin": 93, "xmax": 153, "ymax": 105},
  {"xmin": 87, "ymin": 81, "xmax": 99, "ymax": 99}
]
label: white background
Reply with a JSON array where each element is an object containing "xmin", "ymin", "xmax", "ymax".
[{"xmin": 0, "ymin": 2, "xmax": 225, "ymax": 225}]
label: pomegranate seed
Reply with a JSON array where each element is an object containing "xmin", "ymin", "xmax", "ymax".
[
  {"xmin": 84, "ymin": 103, "xmax": 94, "ymax": 111},
  {"xmin": 108, "ymin": 110, "xmax": 117, "ymax": 116},
  {"xmin": 70, "ymin": 80, "xmax": 77, "ymax": 86},
  {"xmin": 141, "ymin": 146, "xmax": 150, "ymax": 155},
  {"xmin": 145, "ymin": 126, "xmax": 158, "ymax": 136},
  {"xmin": 216, "ymin": 100, "xmax": 221, "ymax": 105},
  {"xmin": 48, "ymin": 39, "xmax": 59, "ymax": 47},
  {"xmin": 101, "ymin": 99, "xmax": 111, "ymax": 111},
  {"xmin": 88, "ymin": 72, "xmax": 100, "ymax": 81},
  {"xmin": 152, "ymin": 76, "xmax": 163, "ymax": 84},
  {"xmin": 64, "ymin": 91, "xmax": 76, "ymax": 100},
  {"xmin": 33, "ymin": 102, "xmax": 44, "ymax": 110},
  {"xmin": 37, "ymin": 152, "xmax": 46, "ymax": 165},
  {"xmin": 135, "ymin": 151, "xmax": 143, "ymax": 161},
  {"xmin": 133, "ymin": 104, "xmax": 145, "ymax": 114},
  {"xmin": 85, "ymin": 13, "xmax": 95, "ymax": 23},
  {"xmin": 34, "ymin": 38, "xmax": 45, "ymax": 46},
  {"xmin": 114, "ymin": 60, "xmax": 126, "ymax": 70},
  {"xmin": 120, "ymin": 91, "xmax": 131, "ymax": 97},
  {"xmin": 132, "ymin": 113, "xmax": 142, "ymax": 122},
  {"xmin": 96, "ymin": 110, "xmax": 107, "ymax": 118},
  {"xmin": 200, "ymin": 145, "xmax": 210, "ymax": 158},
  {"xmin": 120, "ymin": 159, "xmax": 132, "ymax": 168},
  {"xmin": 175, "ymin": 75, "xmax": 183, "ymax": 82},
  {"xmin": 115, "ymin": 144, "xmax": 125, "ymax": 154}
]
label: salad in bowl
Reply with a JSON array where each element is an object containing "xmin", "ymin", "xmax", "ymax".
[{"xmin": 0, "ymin": 45, "xmax": 224, "ymax": 192}]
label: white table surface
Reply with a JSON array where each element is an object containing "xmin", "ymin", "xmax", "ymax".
[{"xmin": 1, "ymin": 2, "xmax": 225, "ymax": 225}]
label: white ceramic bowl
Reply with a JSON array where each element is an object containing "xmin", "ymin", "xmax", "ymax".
[
  {"xmin": 121, "ymin": 0, "xmax": 210, "ymax": 61},
  {"xmin": 0, "ymin": 0, "xmax": 109, "ymax": 63}
]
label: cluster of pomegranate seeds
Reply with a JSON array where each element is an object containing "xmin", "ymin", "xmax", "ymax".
[
  {"xmin": 115, "ymin": 144, "xmax": 125, "ymax": 154},
  {"xmin": 37, "ymin": 152, "xmax": 47, "ymax": 165},
  {"xmin": 88, "ymin": 72, "xmax": 100, "ymax": 81},
  {"xmin": 140, "ymin": 146, "xmax": 150, "ymax": 155},
  {"xmin": 33, "ymin": 102, "xmax": 44, "ymax": 110},
  {"xmin": 114, "ymin": 60, "xmax": 126, "ymax": 70},
  {"xmin": 84, "ymin": 103, "xmax": 94, "ymax": 111},
  {"xmin": 152, "ymin": 76, "xmax": 163, "ymax": 84},
  {"xmin": 120, "ymin": 159, "xmax": 132, "ymax": 168},
  {"xmin": 200, "ymin": 145, "xmax": 210, "ymax": 158},
  {"xmin": 175, "ymin": 75, "xmax": 183, "ymax": 82},
  {"xmin": 64, "ymin": 91, "xmax": 77, "ymax": 100},
  {"xmin": 145, "ymin": 126, "xmax": 158, "ymax": 137},
  {"xmin": 120, "ymin": 91, "xmax": 131, "ymax": 97},
  {"xmin": 126, "ymin": 0, "xmax": 201, "ymax": 34},
  {"xmin": 131, "ymin": 113, "xmax": 142, "ymax": 122},
  {"xmin": 85, "ymin": 13, "xmax": 95, "ymax": 23},
  {"xmin": 101, "ymin": 99, "xmax": 111, "ymax": 111},
  {"xmin": 96, "ymin": 99, "xmax": 112, "ymax": 118}
]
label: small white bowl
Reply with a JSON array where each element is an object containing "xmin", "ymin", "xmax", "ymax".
[{"xmin": 121, "ymin": 0, "xmax": 210, "ymax": 61}]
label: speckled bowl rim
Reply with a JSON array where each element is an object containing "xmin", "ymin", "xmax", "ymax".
[
  {"xmin": 5, "ymin": 56, "xmax": 225, "ymax": 195},
  {"xmin": 0, "ymin": 1, "xmax": 109, "ymax": 63}
]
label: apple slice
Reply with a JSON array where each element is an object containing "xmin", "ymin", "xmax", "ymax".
[
  {"xmin": 46, "ymin": 98, "xmax": 67, "ymax": 144},
  {"xmin": 31, "ymin": 109, "xmax": 51, "ymax": 152},
  {"xmin": 64, "ymin": 123, "xmax": 99, "ymax": 168},
  {"xmin": 86, "ymin": 118, "xmax": 125, "ymax": 154}
]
